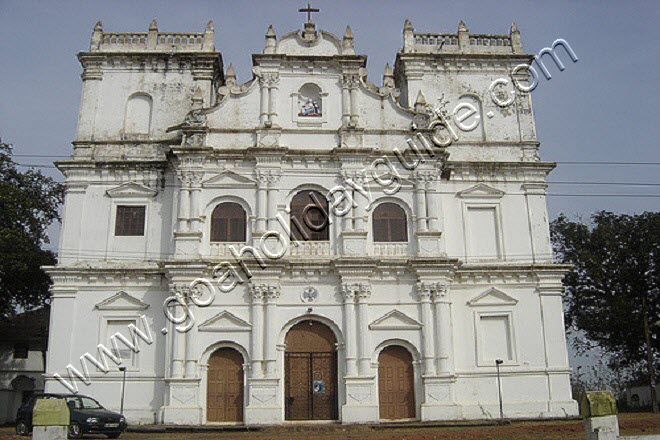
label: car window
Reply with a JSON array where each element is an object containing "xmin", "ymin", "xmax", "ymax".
[
  {"xmin": 65, "ymin": 397, "xmax": 82, "ymax": 409},
  {"xmin": 79, "ymin": 397, "xmax": 103, "ymax": 409}
]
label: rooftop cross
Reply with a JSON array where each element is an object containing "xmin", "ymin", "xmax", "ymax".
[{"xmin": 298, "ymin": 2, "xmax": 320, "ymax": 23}]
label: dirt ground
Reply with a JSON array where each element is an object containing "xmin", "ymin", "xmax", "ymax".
[{"xmin": 1, "ymin": 413, "xmax": 659, "ymax": 440}]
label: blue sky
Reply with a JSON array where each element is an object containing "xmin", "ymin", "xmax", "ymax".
[{"xmin": 1, "ymin": 0, "xmax": 658, "ymax": 221}]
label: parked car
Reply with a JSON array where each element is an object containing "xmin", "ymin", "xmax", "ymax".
[{"xmin": 15, "ymin": 393, "xmax": 126, "ymax": 439}]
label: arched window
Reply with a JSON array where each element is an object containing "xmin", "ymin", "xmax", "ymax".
[
  {"xmin": 124, "ymin": 93, "xmax": 152, "ymax": 134},
  {"xmin": 210, "ymin": 202, "xmax": 246, "ymax": 242},
  {"xmin": 373, "ymin": 203, "xmax": 408, "ymax": 242},
  {"xmin": 290, "ymin": 191, "xmax": 329, "ymax": 241}
]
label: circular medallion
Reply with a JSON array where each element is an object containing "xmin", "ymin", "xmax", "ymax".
[{"xmin": 301, "ymin": 286, "xmax": 318, "ymax": 303}]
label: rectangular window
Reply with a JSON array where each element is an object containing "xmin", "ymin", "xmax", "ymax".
[
  {"xmin": 468, "ymin": 207, "xmax": 499, "ymax": 260},
  {"xmin": 115, "ymin": 206, "xmax": 146, "ymax": 236},
  {"xmin": 13, "ymin": 343, "xmax": 29, "ymax": 359},
  {"xmin": 105, "ymin": 319, "xmax": 138, "ymax": 368},
  {"xmin": 480, "ymin": 315, "xmax": 513, "ymax": 362}
]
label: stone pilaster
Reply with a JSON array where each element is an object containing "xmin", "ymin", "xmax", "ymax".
[
  {"xmin": 340, "ymin": 281, "xmax": 379, "ymax": 423},
  {"xmin": 162, "ymin": 282, "xmax": 202, "ymax": 425},
  {"xmin": 413, "ymin": 170, "xmax": 443, "ymax": 256},
  {"xmin": 522, "ymin": 182, "xmax": 552, "ymax": 263},
  {"xmin": 248, "ymin": 284, "xmax": 265, "ymax": 379},
  {"xmin": 413, "ymin": 265, "xmax": 461, "ymax": 420},
  {"xmin": 171, "ymin": 149, "xmax": 209, "ymax": 258},
  {"xmin": 245, "ymin": 281, "xmax": 282, "ymax": 425},
  {"xmin": 339, "ymin": 169, "xmax": 369, "ymax": 255},
  {"xmin": 536, "ymin": 268, "xmax": 578, "ymax": 415},
  {"xmin": 417, "ymin": 282, "xmax": 436, "ymax": 377}
]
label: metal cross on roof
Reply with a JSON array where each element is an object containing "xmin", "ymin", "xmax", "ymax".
[{"xmin": 298, "ymin": 2, "xmax": 320, "ymax": 23}]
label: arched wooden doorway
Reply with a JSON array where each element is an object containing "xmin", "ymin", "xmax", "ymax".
[
  {"xmin": 378, "ymin": 345, "xmax": 415, "ymax": 420},
  {"xmin": 284, "ymin": 320, "xmax": 338, "ymax": 421},
  {"xmin": 207, "ymin": 347, "xmax": 244, "ymax": 423}
]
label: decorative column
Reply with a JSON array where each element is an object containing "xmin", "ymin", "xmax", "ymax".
[
  {"xmin": 426, "ymin": 178, "xmax": 441, "ymax": 231},
  {"xmin": 354, "ymin": 174, "xmax": 368, "ymax": 232},
  {"xmin": 267, "ymin": 73, "xmax": 279, "ymax": 126},
  {"xmin": 255, "ymin": 173, "xmax": 268, "ymax": 234},
  {"xmin": 349, "ymin": 79, "xmax": 359, "ymax": 128},
  {"xmin": 417, "ymin": 282, "xmax": 437, "ymax": 376},
  {"xmin": 189, "ymin": 175, "xmax": 202, "ymax": 232},
  {"xmin": 266, "ymin": 172, "xmax": 281, "ymax": 231},
  {"xmin": 341, "ymin": 79, "xmax": 350, "ymax": 126},
  {"xmin": 162, "ymin": 267, "xmax": 208, "ymax": 425},
  {"xmin": 355, "ymin": 283, "xmax": 372, "ymax": 375},
  {"xmin": 414, "ymin": 176, "xmax": 428, "ymax": 231},
  {"xmin": 341, "ymin": 285, "xmax": 358, "ymax": 377},
  {"xmin": 170, "ymin": 292, "xmax": 186, "ymax": 379},
  {"xmin": 340, "ymin": 280, "xmax": 379, "ymax": 422},
  {"xmin": 245, "ymin": 280, "xmax": 283, "ymax": 425},
  {"xmin": 262, "ymin": 285, "xmax": 281, "ymax": 377},
  {"xmin": 248, "ymin": 284, "xmax": 265, "ymax": 379},
  {"xmin": 176, "ymin": 173, "xmax": 190, "ymax": 233},
  {"xmin": 414, "ymin": 170, "xmax": 443, "ymax": 256},
  {"xmin": 339, "ymin": 167, "xmax": 369, "ymax": 255},
  {"xmin": 432, "ymin": 283, "xmax": 454, "ymax": 375},
  {"xmin": 259, "ymin": 76, "xmax": 269, "ymax": 126}
]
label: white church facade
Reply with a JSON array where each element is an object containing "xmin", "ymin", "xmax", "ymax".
[{"xmin": 44, "ymin": 12, "xmax": 579, "ymax": 425}]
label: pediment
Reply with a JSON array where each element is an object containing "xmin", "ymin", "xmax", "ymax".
[
  {"xmin": 369, "ymin": 310, "xmax": 422, "ymax": 330},
  {"xmin": 198, "ymin": 310, "xmax": 252, "ymax": 332},
  {"xmin": 202, "ymin": 170, "xmax": 256, "ymax": 189},
  {"xmin": 95, "ymin": 291, "xmax": 149, "ymax": 311},
  {"xmin": 467, "ymin": 288, "xmax": 518, "ymax": 307},
  {"xmin": 274, "ymin": 30, "xmax": 343, "ymax": 56},
  {"xmin": 457, "ymin": 183, "xmax": 505, "ymax": 199},
  {"xmin": 106, "ymin": 182, "xmax": 157, "ymax": 199}
]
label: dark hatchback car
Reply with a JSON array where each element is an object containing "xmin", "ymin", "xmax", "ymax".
[{"xmin": 15, "ymin": 393, "xmax": 126, "ymax": 439}]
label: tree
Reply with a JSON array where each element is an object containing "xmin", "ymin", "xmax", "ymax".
[
  {"xmin": 0, "ymin": 140, "xmax": 64, "ymax": 318},
  {"xmin": 551, "ymin": 211, "xmax": 659, "ymax": 412}
]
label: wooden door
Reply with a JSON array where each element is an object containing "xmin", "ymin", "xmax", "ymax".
[
  {"xmin": 207, "ymin": 348, "xmax": 244, "ymax": 422},
  {"xmin": 284, "ymin": 320, "xmax": 338, "ymax": 420},
  {"xmin": 378, "ymin": 345, "xmax": 415, "ymax": 420}
]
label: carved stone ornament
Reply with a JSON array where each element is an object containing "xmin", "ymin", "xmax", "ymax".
[
  {"xmin": 301, "ymin": 286, "xmax": 318, "ymax": 303},
  {"xmin": 249, "ymin": 282, "xmax": 281, "ymax": 300},
  {"xmin": 341, "ymin": 282, "xmax": 371, "ymax": 300},
  {"xmin": 183, "ymin": 108, "xmax": 207, "ymax": 127},
  {"xmin": 184, "ymin": 132, "xmax": 206, "ymax": 147}
]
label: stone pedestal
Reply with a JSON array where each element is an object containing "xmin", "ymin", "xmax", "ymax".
[
  {"xmin": 420, "ymin": 377, "xmax": 461, "ymax": 420},
  {"xmin": 173, "ymin": 231, "xmax": 202, "ymax": 259},
  {"xmin": 342, "ymin": 230, "xmax": 368, "ymax": 256},
  {"xmin": 255, "ymin": 127, "xmax": 282, "ymax": 148},
  {"xmin": 585, "ymin": 415, "xmax": 619, "ymax": 440},
  {"xmin": 162, "ymin": 378, "xmax": 202, "ymax": 425},
  {"xmin": 341, "ymin": 377, "xmax": 379, "ymax": 423},
  {"xmin": 33, "ymin": 426, "xmax": 68, "ymax": 440},
  {"xmin": 416, "ymin": 230, "xmax": 443, "ymax": 256},
  {"xmin": 245, "ymin": 378, "xmax": 281, "ymax": 425}
]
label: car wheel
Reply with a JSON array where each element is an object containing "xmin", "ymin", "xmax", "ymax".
[
  {"xmin": 107, "ymin": 434, "xmax": 121, "ymax": 439},
  {"xmin": 15, "ymin": 420, "xmax": 29, "ymax": 436},
  {"xmin": 68, "ymin": 422, "xmax": 83, "ymax": 439}
]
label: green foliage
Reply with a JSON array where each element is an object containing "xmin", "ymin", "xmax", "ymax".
[
  {"xmin": 0, "ymin": 140, "xmax": 64, "ymax": 317},
  {"xmin": 551, "ymin": 211, "xmax": 660, "ymax": 372}
]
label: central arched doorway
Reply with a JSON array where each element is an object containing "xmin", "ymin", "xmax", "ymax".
[
  {"xmin": 284, "ymin": 320, "xmax": 338, "ymax": 421},
  {"xmin": 378, "ymin": 345, "xmax": 415, "ymax": 420},
  {"xmin": 207, "ymin": 347, "xmax": 244, "ymax": 423}
]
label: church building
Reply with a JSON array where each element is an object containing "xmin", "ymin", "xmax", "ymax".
[{"xmin": 44, "ymin": 10, "xmax": 578, "ymax": 425}]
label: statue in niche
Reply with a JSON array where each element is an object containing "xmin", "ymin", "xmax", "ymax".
[{"xmin": 297, "ymin": 83, "xmax": 322, "ymax": 117}]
